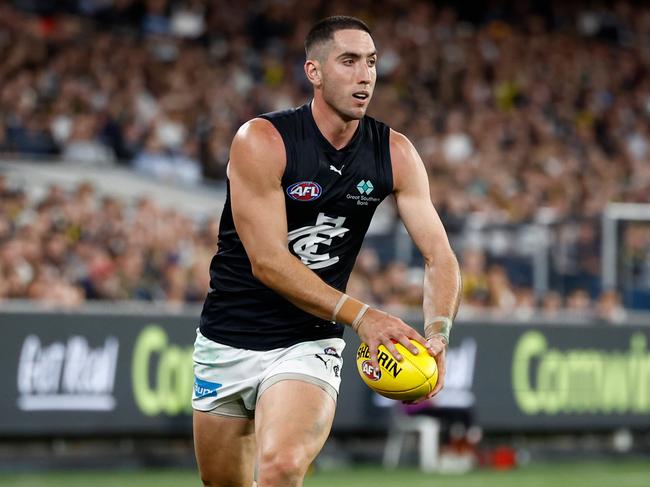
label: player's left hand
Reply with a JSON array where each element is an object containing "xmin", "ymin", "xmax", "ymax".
[{"xmin": 403, "ymin": 336, "xmax": 446, "ymax": 404}]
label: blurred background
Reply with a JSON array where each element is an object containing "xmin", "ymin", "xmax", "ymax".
[{"xmin": 1, "ymin": 0, "xmax": 650, "ymax": 485}]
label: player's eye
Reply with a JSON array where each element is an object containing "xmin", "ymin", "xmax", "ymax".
[
  {"xmin": 368, "ymin": 58, "xmax": 377, "ymax": 67},
  {"xmin": 343, "ymin": 59, "xmax": 354, "ymax": 66}
]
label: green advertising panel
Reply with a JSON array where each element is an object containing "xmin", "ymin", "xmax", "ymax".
[
  {"xmin": 0, "ymin": 309, "xmax": 649, "ymax": 436},
  {"xmin": 513, "ymin": 331, "xmax": 650, "ymax": 416}
]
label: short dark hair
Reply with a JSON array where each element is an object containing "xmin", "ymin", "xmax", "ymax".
[{"xmin": 304, "ymin": 16, "xmax": 371, "ymax": 58}]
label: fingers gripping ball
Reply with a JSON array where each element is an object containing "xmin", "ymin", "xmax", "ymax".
[{"xmin": 356, "ymin": 340, "xmax": 438, "ymax": 401}]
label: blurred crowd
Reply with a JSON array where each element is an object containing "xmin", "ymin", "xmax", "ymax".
[
  {"xmin": 2, "ymin": 1, "xmax": 650, "ymax": 208},
  {"xmin": 1, "ymin": 0, "xmax": 650, "ymax": 312},
  {"xmin": 0, "ymin": 175, "xmax": 630, "ymax": 320},
  {"xmin": 0, "ymin": 175, "xmax": 215, "ymax": 307}
]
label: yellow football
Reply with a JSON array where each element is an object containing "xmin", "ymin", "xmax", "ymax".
[{"xmin": 356, "ymin": 340, "xmax": 438, "ymax": 401}]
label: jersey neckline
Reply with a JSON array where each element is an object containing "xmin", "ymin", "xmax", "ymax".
[{"xmin": 306, "ymin": 101, "xmax": 364, "ymax": 155}]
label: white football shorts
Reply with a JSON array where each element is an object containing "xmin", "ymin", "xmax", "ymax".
[{"xmin": 192, "ymin": 329, "xmax": 346, "ymax": 419}]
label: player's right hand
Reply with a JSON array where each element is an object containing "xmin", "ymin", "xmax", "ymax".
[{"xmin": 355, "ymin": 308, "xmax": 434, "ymax": 372}]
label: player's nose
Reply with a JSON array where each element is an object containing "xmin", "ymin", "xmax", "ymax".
[{"xmin": 357, "ymin": 63, "xmax": 372, "ymax": 85}]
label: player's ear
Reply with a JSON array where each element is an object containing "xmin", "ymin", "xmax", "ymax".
[{"xmin": 304, "ymin": 59, "xmax": 322, "ymax": 87}]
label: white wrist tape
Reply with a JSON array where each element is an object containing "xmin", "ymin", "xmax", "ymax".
[
  {"xmin": 425, "ymin": 316, "xmax": 453, "ymax": 344},
  {"xmin": 332, "ymin": 293, "xmax": 370, "ymax": 332},
  {"xmin": 351, "ymin": 304, "xmax": 370, "ymax": 332},
  {"xmin": 331, "ymin": 294, "xmax": 349, "ymax": 323}
]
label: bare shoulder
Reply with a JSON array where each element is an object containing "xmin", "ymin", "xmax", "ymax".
[
  {"xmin": 389, "ymin": 129, "xmax": 424, "ymax": 192},
  {"xmin": 234, "ymin": 118, "xmax": 283, "ymax": 149},
  {"xmin": 230, "ymin": 118, "xmax": 286, "ymax": 177}
]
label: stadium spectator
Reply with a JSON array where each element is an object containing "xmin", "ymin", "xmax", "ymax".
[
  {"xmin": 540, "ymin": 291, "xmax": 563, "ymax": 318},
  {"xmin": 566, "ymin": 289, "xmax": 593, "ymax": 313},
  {"xmin": 62, "ymin": 113, "xmax": 116, "ymax": 165},
  {"xmin": 486, "ymin": 265, "xmax": 516, "ymax": 311},
  {"xmin": 460, "ymin": 248, "xmax": 489, "ymax": 308},
  {"xmin": 596, "ymin": 289, "xmax": 627, "ymax": 323}
]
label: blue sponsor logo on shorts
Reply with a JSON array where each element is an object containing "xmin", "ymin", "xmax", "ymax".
[{"xmin": 194, "ymin": 377, "xmax": 222, "ymax": 399}]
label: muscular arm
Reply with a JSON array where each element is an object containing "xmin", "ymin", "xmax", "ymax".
[
  {"xmin": 390, "ymin": 129, "xmax": 462, "ymax": 394},
  {"xmin": 391, "ymin": 130, "xmax": 461, "ymax": 323},
  {"xmin": 229, "ymin": 118, "xmax": 340, "ymax": 320}
]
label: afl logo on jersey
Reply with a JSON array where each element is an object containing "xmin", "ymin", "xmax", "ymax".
[{"xmin": 287, "ymin": 181, "xmax": 322, "ymax": 201}]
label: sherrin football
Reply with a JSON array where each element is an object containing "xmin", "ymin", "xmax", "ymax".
[{"xmin": 356, "ymin": 340, "xmax": 438, "ymax": 401}]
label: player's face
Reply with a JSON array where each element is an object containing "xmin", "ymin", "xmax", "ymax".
[{"xmin": 320, "ymin": 30, "xmax": 377, "ymax": 121}]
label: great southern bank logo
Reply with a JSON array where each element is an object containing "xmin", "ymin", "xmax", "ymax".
[
  {"xmin": 356, "ymin": 180, "xmax": 374, "ymax": 195},
  {"xmin": 346, "ymin": 179, "xmax": 380, "ymax": 207},
  {"xmin": 287, "ymin": 181, "xmax": 322, "ymax": 201}
]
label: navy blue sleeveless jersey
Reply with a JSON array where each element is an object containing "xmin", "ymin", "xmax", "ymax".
[{"xmin": 199, "ymin": 102, "xmax": 393, "ymax": 350}]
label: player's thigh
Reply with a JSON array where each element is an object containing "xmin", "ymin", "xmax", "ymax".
[
  {"xmin": 193, "ymin": 410, "xmax": 256, "ymax": 486},
  {"xmin": 255, "ymin": 379, "xmax": 336, "ymax": 471}
]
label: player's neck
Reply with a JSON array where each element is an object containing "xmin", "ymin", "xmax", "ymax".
[{"xmin": 310, "ymin": 98, "xmax": 360, "ymax": 150}]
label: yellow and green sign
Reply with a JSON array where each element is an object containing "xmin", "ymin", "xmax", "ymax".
[
  {"xmin": 132, "ymin": 325, "xmax": 193, "ymax": 416},
  {"xmin": 513, "ymin": 331, "xmax": 650, "ymax": 415}
]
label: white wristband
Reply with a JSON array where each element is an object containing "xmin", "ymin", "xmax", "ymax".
[
  {"xmin": 425, "ymin": 316, "xmax": 453, "ymax": 344},
  {"xmin": 331, "ymin": 294, "xmax": 349, "ymax": 323},
  {"xmin": 351, "ymin": 304, "xmax": 370, "ymax": 332}
]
